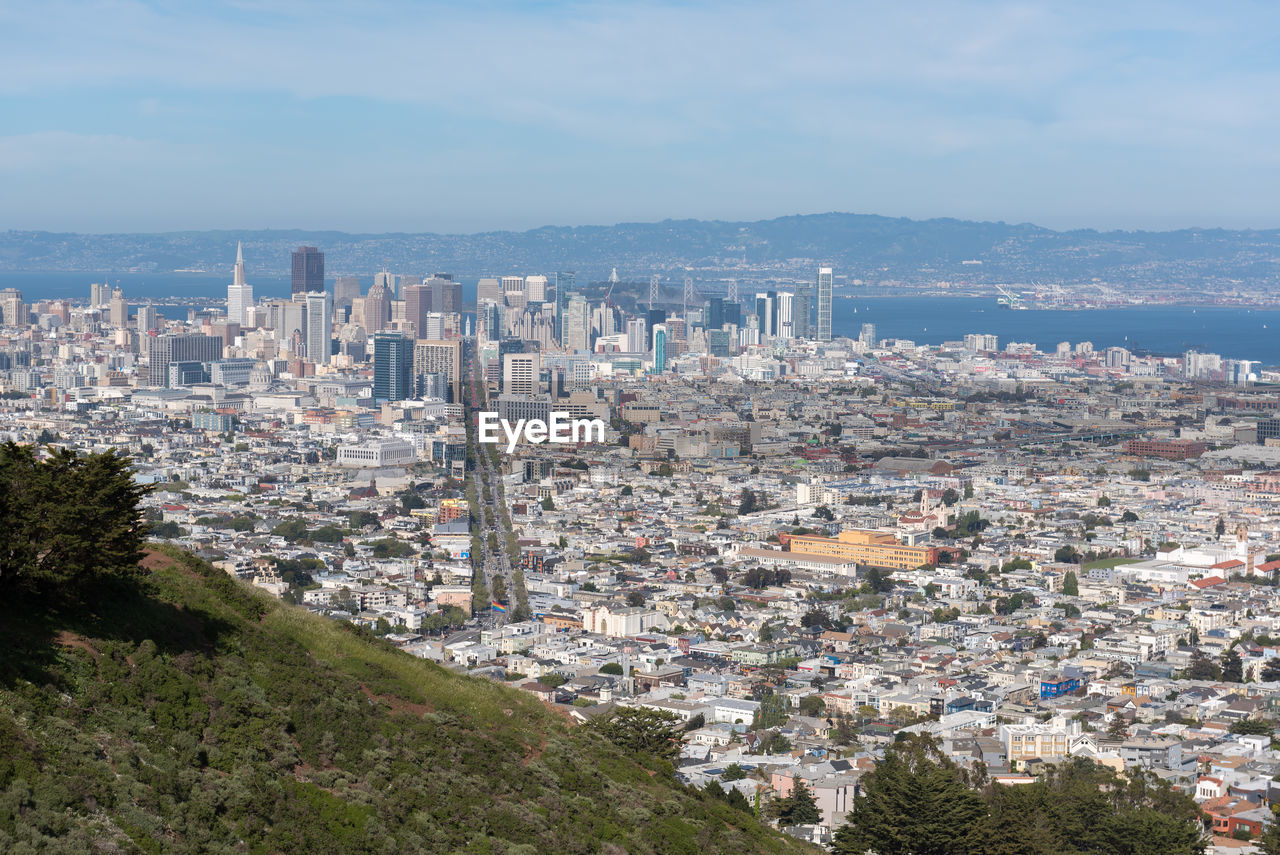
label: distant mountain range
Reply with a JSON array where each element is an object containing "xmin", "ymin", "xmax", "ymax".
[{"xmin": 4, "ymin": 213, "xmax": 1280, "ymax": 289}]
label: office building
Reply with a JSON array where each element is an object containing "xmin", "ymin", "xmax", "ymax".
[
  {"xmin": 363, "ymin": 282, "xmax": 392, "ymax": 333},
  {"xmin": 0, "ymin": 289, "xmax": 26, "ymax": 327},
  {"xmin": 148, "ymin": 333, "xmax": 222, "ymax": 387},
  {"xmin": 373, "ymin": 332, "xmax": 413, "ymax": 401},
  {"xmin": 860, "ymin": 323, "xmax": 877, "ymax": 348},
  {"xmin": 524, "ymin": 275, "xmax": 547, "ymax": 304},
  {"xmin": 652, "ymin": 324, "xmax": 668, "ymax": 373},
  {"xmin": 334, "ymin": 276, "xmax": 361, "ymax": 317},
  {"xmin": 564, "ymin": 295, "xmax": 590, "ymax": 352},
  {"xmin": 477, "ymin": 278, "xmax": 502, "ymax": 304},
  {"xmin": 305, "ymin": 292, "xmax": 332, "ymax": 365},
  {"xmin": 227, "ymin": 242, "xmax": 253, "ymax": 326},
  {"xmin": 754, "ymin": 292, "xmax": 775, "ymax": 337},
  {"xmin": 776, "ymin": 292, "xmax": 795, "ymax": 340},
  {"xmin": 478, "ymin": 299, "xmax": 502, "ymax": 344},
  {"xmin": 291, "ymin": 246, "xmax": 324, "ymax": 296},
  {"xmin": 816, "ymin": 267, "xmax": 833, "ymax": 341},
  {"xmin": 503, "ymin": 352, "xmax": 540, "ymax": 396},
  {"xmin": 793, "ymin": 284, "xmax": 811, "ymax": 339},
  {"xmin": 414, "ymin": 339, "xmax": 462, "ymax": 402},
  {"xmin": 626, "ymin": 317, "xmax": 648, "ymax": 353},
  {"xmin": 108, "ymin": 288, "xmax": 128, "ymax": 327},
  {"xmin": 428, "ymin": 276, "xmax": 462, "ymax": 314},
  {"xmin": 403, "ymin": 283, "xmax": 431, "ymax": 337},
  {"xmin": 136, "ymin": 304, "xmax": 158, "ymax": 333},
  {"xmin": 964, "ymin": 333, "xmax": 998, "ymax": 352},
  {"xmin": 90, "ymin": 282, "xmax": 111, "ymax": 308}
]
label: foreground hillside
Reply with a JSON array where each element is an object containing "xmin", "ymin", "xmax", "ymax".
[{"xmin": 0, "ymin": 547, "xmax": 812, "ymax": 854}]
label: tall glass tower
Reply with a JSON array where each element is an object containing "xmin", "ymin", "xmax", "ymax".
[{"xmin": 816, "ymin": 267, "xmax": 833, "ymax": 341}]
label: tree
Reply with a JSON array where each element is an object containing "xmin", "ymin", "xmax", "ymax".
[
  {"xmin": 777, "ymin": 778, "xmax": 821, "ymax": 826},
  {"xmin": 589, "ymin": 707, "xmax": 684, "ymax": 763},
  {"xmin": 539, "ymin": 672, "xmax": 567, "ymax": 689},
  {"xmin": 1262, "ymin": 658, "xmax": 1280, "ymax": 683},
  {"xmin": 1107, "ymin": 715, "xmax": 1130, "ymax": 741},
  {"xmin": 1120, "ymin": 510, "xmax": 1139, "ymax": 523},
  {"xmin": 1228, "ymin": 719, "xmax": 1272, "ymax": 735},
  {"xmin": 598, "ymin": 662, "xmax": 624, "ymax": 676},
  {"xmin": 752, "ymin": 693, "xmax": 788, "ymax": 729},
  {"xmin": 738, "ymin": 488, "xmax": 759, "ymax": 515},
  {"xmin": 541, "ymin": 496, "xmax": 555, "ymax": 511},
  {"xmin": 832, "ymin": 734, "xmax": 984, "ymax": 855},
  {"xmin": 721, "ymin": 763, "xmax": 748, "ymax": 781},
  {"xmin": 1, "ymin": 444, "xmax": 150, "ymax": 598},
  {"xmin": 1062, "ymin": 571, "xmax": 1079, "ymax": 597},
  {"xmin": 1097, "ymin": 495, "xmax": 1111, "ymax": 507},
  {"xmin": 625, "ymin": 591, "xmax": 646, "ymax": 607},
  {"xmin": 1222, "ymin": 648, "xmax": 1244, "ymax": 683},
  {"xmin": 798, "ymin": 694, "xmax": 826, "ymax": 717},
  {"xmin": 1055, "ymin": 545, "xmax": 1081, "ymax": 564},
  {"xmin": 1187, "ymin": 650, "xmax": 1220, "ymax": 681},
  {"xmin": 941, "ymin": 488, "xmax": 959, "ymax": 507}
]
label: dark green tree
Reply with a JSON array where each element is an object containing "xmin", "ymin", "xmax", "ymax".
[
  {"xmin": 1062, "ymin": 571, "xmax": 1079, "ymax": 597},
  {"xmin": 777, "ymin": 778, "xmax": 821, "ymax": 826},
  {"xmin": 590, "ymin": 707, "xmax": 684, "ymax": 764},
  {"xmin": 832, "ymin": 734, "xmax": 984, "ymax": 855},
  {"xmin": 1222, "ymin": 648, "xmax": 1244, "ymax": 683}
]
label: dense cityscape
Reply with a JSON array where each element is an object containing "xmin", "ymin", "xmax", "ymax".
[{"xmin": 3, "ymin": 239, "xmax": 1280, "ymax": 851}]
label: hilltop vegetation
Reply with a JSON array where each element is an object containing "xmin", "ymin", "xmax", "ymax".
[{"xmin": 0, "ymin": 542, "xmax": 813, "ymax": 853}]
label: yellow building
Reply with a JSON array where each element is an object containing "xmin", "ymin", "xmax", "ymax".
[{"xmin": 782, "ymin": 529, "xmax": 939, "ymax": 571}]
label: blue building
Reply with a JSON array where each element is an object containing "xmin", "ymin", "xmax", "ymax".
[{"xmin": 1040, "ymin": 675, "xmax": 1081, "ymax": 700}]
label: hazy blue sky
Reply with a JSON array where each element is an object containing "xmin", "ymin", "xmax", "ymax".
[{"xmin": 2, "ymin": 1, "xmax": 1278, "ymax": 233}]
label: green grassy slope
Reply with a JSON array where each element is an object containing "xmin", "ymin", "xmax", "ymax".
[{"xmin": 0, "ymin": 547, "xmax": 812, "ymax": 854}]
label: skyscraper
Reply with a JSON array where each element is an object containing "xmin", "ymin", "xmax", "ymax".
[
  {"xmin": 363, "ymin": 282, "xmax": 392, "ymax": 333},
  {"xmin": 413, "ymin": 339, "xmax": 462, "ymax": 402},
  {"xmin": 90, "ymin": 282, "xmax": 110, "ymax": 308},
  {"xmin": 135, "ymin": 304, "xmax": 158, "ymax": 333},
  {"xmin": 652, "ymin": 324, "xmax": 668, "ymax": 374},
  {"xmin": 564, "ymin": 294, "xmax": 590, "ymax": 352},
  {"xmin": 228, "ymin": 242, "xmax": 253, "ymax": 326},
  {"xmin": 291, "ymin": 246, "xmax": 324, "ymax": 296},
  {"xmin": 403, "ymin": 283, "xmax": 431, "ymax": 337},
  {"xmin": 502, "ymin": 352, "xmax": 540, "ymax": 396},
  {"xmin": 794, "ymin": 283, "xmax": 811, "ymax": 339},
  {"xmin": 816, "ymin": 267, "xmax": 833, "ymax": 341},
  {"xmin": 334, "ymin": 276, "xmax": 361, "ymax": 317},
  {"xmin": 776, "ymin": 292, "xmax": 794, "ymax": 340},
  {"xmin": 860, "ymin": 323, "xmax": 877, "ymax": 348},
  {"xmin": 373, "ymin": 332, "xmax": 413, "ymax": 401},
  {"xmin": 109, "ymin": 287, "xmax": 128, "ymax": 327},
  {"xmin": 305, "ymin": 292, "xmax": 332, "ymax": 365},
  {"xmin": 148, "ymin": 333, "xmax": 222, "ymax": 387},
  {"xmin": 428, "ymin": 276, "xmax": 462, "ymax": 314}
]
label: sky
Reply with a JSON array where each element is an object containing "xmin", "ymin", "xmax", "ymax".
[{"xmin": 2, "ymin": 1, "xmax": 1279, "ymax": 234}]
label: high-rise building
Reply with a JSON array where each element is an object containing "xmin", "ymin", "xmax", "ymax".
[
  {"xmin": 964, "ymin": 333, "xmax": 998, "ymax": 352},
  {"xmin": 502, "ymin": 352, "xmax": 540, "ymax": 396},
  {"xmin": 525, "ymin": 275, "xmax": 547, "ymax": 303},
  {"xmin": 754, "ymin": 292, "xmax": 775, "ymax": 337},
  {"xmin": 625, "ymin": 317, "xmax": 647, "ymax": 353},
  {"xmin": 478, "ymin": 299, "xmax": 502, "ymax": 344},
  {"xmin": 564, "ymin": 294, "xmax": 590, "ymax": 352},
  {"xmin": 136, "ymin": 304, "xmax": 158, "ymax": 333},
  {"xmin": 291, "ymin": 246, "xmax": 324, "ymax": 296},
  {"xmin": 477, "ymin": 277, "xmax": 502, "ymax": 304},
  {"xmin": 228, "ymin": 242, "xmax": 254, "ymax": 326},
  {"xmin": 334, "ymin": 276, "xmax": 360, "ymax": 317},
  {"xmin": 90, "ymin": 282, "xmax": 110, "ymax": 308},
  {"xmin": 0, "ymin": 289, "xmax": 27, "ymax": 327},
  {"xmin": 646, "ymin": 309, "xmax": 667, "ymax": 349},
  {"xmin": 148, "ymin": 333, "xmax": 222, "ymax": 387},
  {"xmin": 816, "ymin": 267, "xmax": 833, "ymax": 341},
  {"xmin": 652, "ymin": 324, "xmax": 668, "ymax": 374},
  {"xmin": 373, "ymin": 332, "xmax": 413, "ymax": 401},
  {"xmin": 403, "ymin": 283, "xmax": 431, "ymax": 337},
  {"xmin": 776, "ymin": 292, "xmax": 794, "ymax": 340},
  {"xmin": 705, "ymin": 297, "xmax": 724, "ymax": 330},
  {"xmin": 373, "ymin": 270, "xmax": 397, "ymax": 298},
  {"xmin": 413, "ymin": 339, "xmax": 462, "ymax": 402},
  {"xmin": 305, "ymin": 292, "xmax": 332, "ymax": 365},
  {"xmin": 428, "ymin": 276, "xmax": 462, "ymax": 314},
  {"xmin": 859, "ymin": 323, "xmax": 877, "ymax": 348},
  {"xmin": 109, "ymin": 287, "xmax": 128, "ymax": 327},
  {"xmin": 363, "ymin": 282, "xmax": 392, "ymax": 333},
  {"xmin": 794, "ymin": 283, "xmax": 811, "ymax": 339}
]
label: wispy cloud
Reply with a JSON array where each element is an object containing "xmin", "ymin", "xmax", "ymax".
[{"xmin": 1, "ymin": 1, "xmax": 1278, "ymax": 230}]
